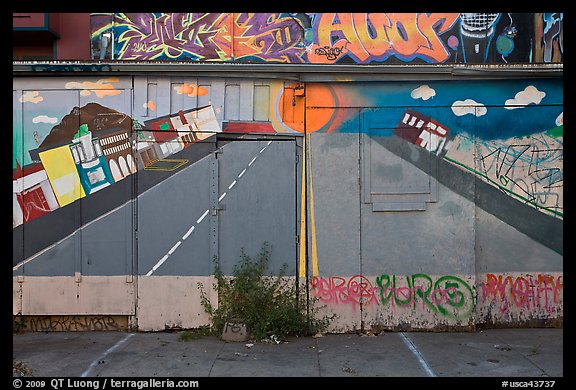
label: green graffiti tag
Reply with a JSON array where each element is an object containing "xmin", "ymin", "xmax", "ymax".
[{"xmin": 375, "ymin": 273, "xmax": 475, "ymax": 320}]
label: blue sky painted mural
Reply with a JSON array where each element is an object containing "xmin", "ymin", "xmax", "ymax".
[{"xmin": 311, "ymin": 79, "xmax": 563, "ymax": 140}]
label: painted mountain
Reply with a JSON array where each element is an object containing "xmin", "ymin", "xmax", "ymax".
[{"xmin": 39, "ymin": 102, "xmax": 133, "ymax": 149}]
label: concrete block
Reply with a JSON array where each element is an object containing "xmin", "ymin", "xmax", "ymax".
[{"xmin": 221, "ymin": 321, "xmax": 250, "ymax": 342}]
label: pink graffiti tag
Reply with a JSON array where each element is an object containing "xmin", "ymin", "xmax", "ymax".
[
  {"xmin": 310, "ymin": 275, "xmax": 378, "ymax": 309},
  {"xmin": 480, "ymin": 273, "xmax": 563, "ymax": 314}
]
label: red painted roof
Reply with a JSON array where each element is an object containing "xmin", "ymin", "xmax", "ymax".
[{"xmin": 223, "ymin": 122, "xmax": 276, "ymax": 134}]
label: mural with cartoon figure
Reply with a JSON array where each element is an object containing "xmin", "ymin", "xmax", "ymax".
[{"xmin": 90, "ymin": 13, "xmax": 562, "ymax": 64}]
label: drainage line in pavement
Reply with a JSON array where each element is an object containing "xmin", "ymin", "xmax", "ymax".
[{"xmin": 399, "ymin": 332, "xmax": 437, "ymax": 377}]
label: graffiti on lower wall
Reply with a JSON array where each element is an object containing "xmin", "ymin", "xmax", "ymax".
[
  {"xmin": 376, "ymin": 274, "xmax": 475, "ymax": 320},
  {"xmin": 311, "ymin": 274, "xmax": 475, "ymax": 321},
  {"xmin": 311, "ymin": 273, "xmax": 563, "ymax": 324},
  {"xmin": 20, "ymin": 315, "xmax": 128, "ymax": 332},
  {"xmin": 479, "ymin": 273, "xmax": 563, "ymax": 317},
  {"xmin": 90, "ymin": 13, "xmax": 563, "ymax": 64},
  {"xmin": 310, "ymin": 275, "xmax": 379, "ymax": 310}
]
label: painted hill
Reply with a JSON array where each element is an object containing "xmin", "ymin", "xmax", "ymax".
[{"xmin": 39, "ymin": 102, "xmax": 133, "ymax": 149}]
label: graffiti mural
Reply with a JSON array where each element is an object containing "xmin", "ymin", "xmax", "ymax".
[
  {"xmin": 478, "ymin": 273, "xmax": 563, "ymax": 320},
  {"xmin": 90, "ymin": 13, "xmax": 562, "ymax": 64},
  {"xmin": 91, "ymin": 13, "xmax": 307, "ymax": 62},
  {"xmin": 311, "ymin": 274, "xmax": 475, "ymax": 321},
  {"xmin": 446, "ymin": 128, "xmax": 563, "ymax": 218},
  {"xmin": 310, "ymin": 275, "xmax": 379, "ymax": 310},
  {"xmin": 13, "ymin": 77, "xmax": 274, "ymax": 229},
  {"xmin": 14, "ymin": 96, "xmax": 141, "ymax": 226},
  {"xmin": 311, "ymin": 273, "xmax": 563, "ymax": 327},
  {"xmin": 277, "ymin": 80, "xmax": 563, "ymax": 223},
  {"xmin": 13, "ymin": 72, "xmax": 562, "ymax": 331},
  {"xmin": 535, "ymin": 13, "xmax": 563, "ymax": 63}
]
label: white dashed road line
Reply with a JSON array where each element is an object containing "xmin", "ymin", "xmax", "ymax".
[
  {"xmin": 145, "ymin": 142, "xmax": 271, "ymax": 276},
  {"xmin": 196, "ymin": 209, "xmax": 210, "ymax": 224},
  {"xmin": 182, "ymin": 226, "xmax": 195, "ymax": 240}
]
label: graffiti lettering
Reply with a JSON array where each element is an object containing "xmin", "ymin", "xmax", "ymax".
[
  {"xmin": 310, "ymin": 275, "xmax": 378, "ymax": 310},
  {"xmin": 310, "ymin": 274, "xmax": 474, "ymax": 320},
  {"xmin": 310, "ymin": 13, "xmax": 459, "ymax": 64},
  {"xmin": 116, "ymin": 13, "xmax": 231, "ymax": 60},
  {"xmin": 313, "ymin": 45, "xmax": 345, "ymax": 61},
  {"xmin": 24, "ymin": 315, "xmax": 123, "ymax": 332},
  {"xmin": 234, "ymin": 13, "xmax": 306, "ymax": 63},
  {"xmin": 89, "ymin": 13, "xmax": 563, "ymax": 64},
  {"xmin": 309, "ymin": 273, "xmax": 562, "ymax": 325},
  {"xmin": 376, "ymin": 274, "xmax": 474, "ymax": 320},
  {"xmin": 132, "ymin": 41, "xmax": 147, "ymax": 53},
  {"xmin": 480, "ymin": 273, "xmax": 563, "ymax": 314},
  {"xmin": 112, "ymin": 13, "xmax": 306, "ymax": 62},
  {"xmin": 224, "ymin": 321, "xmax": 245, "ymax": 334},
  {"xmin": 477, "ymin": 137, "xmax": 563, "ymax": 216}
]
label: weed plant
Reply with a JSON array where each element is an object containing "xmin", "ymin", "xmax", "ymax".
[{"xmin": 198, "ymin": 242, "xmax": 333, "ymax": 340}]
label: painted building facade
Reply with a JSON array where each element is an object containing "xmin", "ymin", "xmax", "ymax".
[{"xmin": 13, "ymin": 13, "xmax": 562, "ymax": 332}]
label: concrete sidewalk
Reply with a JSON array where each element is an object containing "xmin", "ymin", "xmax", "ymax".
[{"xmin": 13, "ymin": 328, "xmax": 563, "ymax": 378}]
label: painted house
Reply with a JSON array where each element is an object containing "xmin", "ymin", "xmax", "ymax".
[
  {"xmin": 144, "ymin": 104, "xmax": 222, "ymax": 160},
  {"xmin": 70, "ymin": 125, "xmax": 115, "ymax": 194},
  {"xmin": 97, "ymin": 128, "xmax": 136, "ymax": 181}
]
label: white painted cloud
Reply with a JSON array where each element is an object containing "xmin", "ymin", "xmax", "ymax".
[
  {"xmin": 555, "ymin": 112, "xmax": 563, "ymax": 126},
  {"xmin": 19, "ymin": 91, "xmax": 43, "ymax": 104},
  {"xmin": 411, "ymin": 85, "xmax": 436, "ymax": 100},
  {"xmin": 504, "ymin": 85, "xmax": 546, "ymax": 110},
  {"xmin": 32, "ymin": 115, "xmax": 58, "ymax": 124},
  {"xmin": 451, "ymin": 99, "xmax": 487, "ymax": 117}
]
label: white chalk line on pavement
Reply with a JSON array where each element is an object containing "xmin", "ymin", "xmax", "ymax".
[
  {"xmin": 81, "ymin": 333, "xmax": 135, "ymax": 377},
  {"xmin": 399, "ymin": 332, "xmax": 437, "ymax": 377}
]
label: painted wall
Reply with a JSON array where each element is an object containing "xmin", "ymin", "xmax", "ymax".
[
  {"xmin": 90, "ymin": 13, "xmax": 563, "ymax": 64},
  {"xmin": 289, "ymin": 80, "xmax": 562, "ymax": 331},
  {"xmin": 13, "ymin": 73, "xmax": 562, "ymax": 331},
  {"xmin": 55, "ymin": 14, "xmax": 92, "ymax": 60},
  {"xmin": 13, "ymin": 13, "xmax": 92, "ymax": 60}
]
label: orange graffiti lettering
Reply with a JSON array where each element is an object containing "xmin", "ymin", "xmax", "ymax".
[{"xmin": 311, "ymin": 13, "xmax": 459, "ymax": 64}]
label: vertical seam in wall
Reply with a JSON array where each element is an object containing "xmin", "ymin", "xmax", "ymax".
[
  {"xmin": 303, "ymin": 83, "xmax": 310, "ymax": 323},
  {"xmin": 473, "ymin": 110, "xmax": 478, "ymax": 329},
  {"xmin": 18, "ymin": 89, "xmax": 25, "ymax": 282},
  {"xmin": 358, "ymin": 117, "xmax": 364, "ymax": 332},
  {"xmin": 132, "ymin": 93, "xmax": 139, "ymax": 327}
]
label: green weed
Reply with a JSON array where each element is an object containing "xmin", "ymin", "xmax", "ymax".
[
  {"xmin": 177, "ymin": 327, "xmax": 211, "ymax": 342},
  {"xmin": 198, "ymin": 242, "xmax": 333, "ymax": 341}
]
